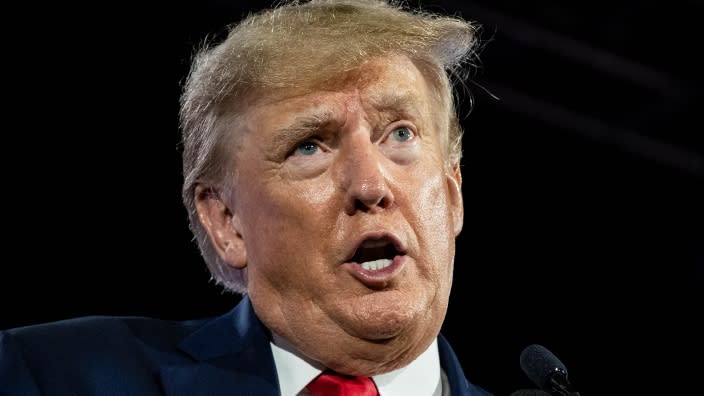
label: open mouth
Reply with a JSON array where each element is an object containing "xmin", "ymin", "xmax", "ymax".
[{"xmin": 350, "ymin": 236, "xmax": 404, "ymax": 271}]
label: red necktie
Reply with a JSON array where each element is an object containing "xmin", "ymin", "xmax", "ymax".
[{"xmin": 306, "ymin": 370, "xmax": 379, "ymax": 396}]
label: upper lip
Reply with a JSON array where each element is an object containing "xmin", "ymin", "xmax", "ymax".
[{"xmin": 343, "ymin": 230, "xmax": 407, "ymax": 263}]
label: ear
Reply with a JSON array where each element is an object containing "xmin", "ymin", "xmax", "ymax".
[
  {"xmin": 446, "ymin": 162, "xmax": 464, "ymax": 236},
  {"xmin": 194, "ymin": 184, "xmax": 247, "ymax": 269}
]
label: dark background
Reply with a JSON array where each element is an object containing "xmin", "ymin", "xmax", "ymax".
[{"xmin": 3, "ymin": 1, "xmax": 702, "ymax": 395}]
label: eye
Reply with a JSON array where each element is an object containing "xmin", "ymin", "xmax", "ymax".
[
  {"xmin": 294, "ymin": 141, "xmax": 319, "ymax": 156},
  {"xmin": 380, "ymin": 124, "xmax": 420, "ymax": 164},
  {"xmin": 390, "ymin": 126, "xmax": 414, "ymax": 142}
]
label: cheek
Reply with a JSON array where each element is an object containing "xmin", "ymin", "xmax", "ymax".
[
  {"xmin": 293, "ymin": 175, "xmax": 337, "ymax": 208},
  {"xmin": 403, "ymin": 170, "xmax": 456, "ymax": 270},
  {"xmin": 238, "ymin": 174, "xmax": 339, "ymax": 268},
  {"xmin": 242, "ymin": 169, "xmax": 336, "ymax": 226},
  {"xmin": 407, "ymin": 166, "xmax": 453, "ymax": 231}
]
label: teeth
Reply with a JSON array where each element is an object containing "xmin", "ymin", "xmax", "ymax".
[{"xmin": 360, "ymin": 258, "xmax": 393, "ymax": 271}]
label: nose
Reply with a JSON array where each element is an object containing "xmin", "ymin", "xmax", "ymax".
[{"xmin": 338, "ymin": 137, "xmax": 395, "ymax": 214}]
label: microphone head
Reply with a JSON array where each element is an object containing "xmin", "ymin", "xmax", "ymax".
[
  {"xmin": 509, "ymin": 390, "xmax": 553, "ymax": 396},
  {"xmin": 519, "ymin": 344, "xmax": 568, "ymax": 390}
]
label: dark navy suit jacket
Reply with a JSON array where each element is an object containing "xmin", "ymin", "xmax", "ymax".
[{"xmin": 1, "ymin": 297, "xmax": 492, "ymax": 395}]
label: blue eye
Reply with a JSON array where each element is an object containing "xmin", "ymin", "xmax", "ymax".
[
  {"xmin": 391, "ymin": 127, "xmax": 413, "ymax": 142},
  {"xmin": 295, "ymin": 141, "xmax": 319, "ymax": 156}
]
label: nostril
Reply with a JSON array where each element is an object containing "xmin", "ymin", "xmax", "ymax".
[{"xmin": 354, "ymin": 194, "xmax": 391, "ymax": 212}]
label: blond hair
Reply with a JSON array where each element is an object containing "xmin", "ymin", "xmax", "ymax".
[{"xmin": 180, "ymin": 0, "xmax": 479, "ymax": 293}]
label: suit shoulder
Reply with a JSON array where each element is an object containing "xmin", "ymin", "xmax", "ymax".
[
  {"xmin": 2, "ymin": 315, "xmax": 212, "ymax": 363},
  {"xmin": 0, "ymin": 313, "xmax": 233, "ymax": 395},
  {"xmin": 6, "ymin": 315, "xmax": 206, "ymax": 342},
  {"xmin": 1, "ymin": 315, "xmax": 220, "ymax": 394}
]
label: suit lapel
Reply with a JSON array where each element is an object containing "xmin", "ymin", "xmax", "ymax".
[
  {"xmin": 160, "ymin": 297, "xmax": 280, "ymax": 396},
  {"xmin": 438, "ymin": 334, "xmax": 481, "ymax": 396},
  {"xmin": 160, "ymin": 364, "xmax": 278, "ymax": 396}
]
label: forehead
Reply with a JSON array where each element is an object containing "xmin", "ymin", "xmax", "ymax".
[
  {"xmin": 335, "ymin": 55, "xmax": 430, "ymax": 100},
  {"xmin": 247, "ymin": 55, "xmax": 440, "ymax": 117}
]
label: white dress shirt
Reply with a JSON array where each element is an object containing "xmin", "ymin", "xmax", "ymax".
[{"xmin": 271, "ymin": 333, "xmax": 444, "ymax": 396}]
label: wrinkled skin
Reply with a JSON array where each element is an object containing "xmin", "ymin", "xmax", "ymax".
[{"xmin": 196, "ymin": 55, "xmax": 464, "ymax": 375}]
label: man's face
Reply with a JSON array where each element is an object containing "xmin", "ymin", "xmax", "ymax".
[{"xmin": 227, "ymin": 55, "xmax": 463, "ymax": 374}]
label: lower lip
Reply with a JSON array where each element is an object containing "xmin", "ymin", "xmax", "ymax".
[{"xmin": 344, "ymin": 255, "xmax": 407, "ymax": 288}]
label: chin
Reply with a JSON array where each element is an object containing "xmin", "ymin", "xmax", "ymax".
[
  {"xmin": 352, "ymin": 316, "xmax": 410, "ymax": 341},
  {"xmin": 343, "ymin": 294, "xmax": 433, "ymax": 341},
  {"xmin": 326, "ymin": 324, "xmax": 432, "ymax": 376}
]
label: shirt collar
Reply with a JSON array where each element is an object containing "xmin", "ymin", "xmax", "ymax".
[
  {"xmin": 270, "ymin": 333, "xmax": 325, "ymax": 396},
  {"xmin": 271, "ymin": 334, "xmax": 441, "ymax": 396}
]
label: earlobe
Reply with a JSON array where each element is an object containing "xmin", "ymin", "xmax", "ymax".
[
  {"xmin": 447, "ymin": 163, "xmax": 464, "ymax": 236},
  {"xmin": 194, "ymin": 184, "xmax": 247, "ymax": 269}
]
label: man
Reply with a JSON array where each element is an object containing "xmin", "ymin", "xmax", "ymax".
[{"xmin": 1, "ymin": 1, "xmax": 491, "ymax": 395}]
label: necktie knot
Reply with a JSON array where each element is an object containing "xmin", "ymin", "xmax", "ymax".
[{"xmin": 306, "ymin": 370, "xmax": 379, "ymax": 396}]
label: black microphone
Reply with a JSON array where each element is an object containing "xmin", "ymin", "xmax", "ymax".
[{"xmin": 519, "ymin": 344, "xmax": 580, "ymax": 396}]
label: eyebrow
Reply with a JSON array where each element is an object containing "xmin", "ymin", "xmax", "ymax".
[
  {"xmin": 271, "ymin": 109, "xmax": 335, "ymax": 153},
  {"xmin": 368, "ymin": 91, "xmax": 422, "ymax": 118}
]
